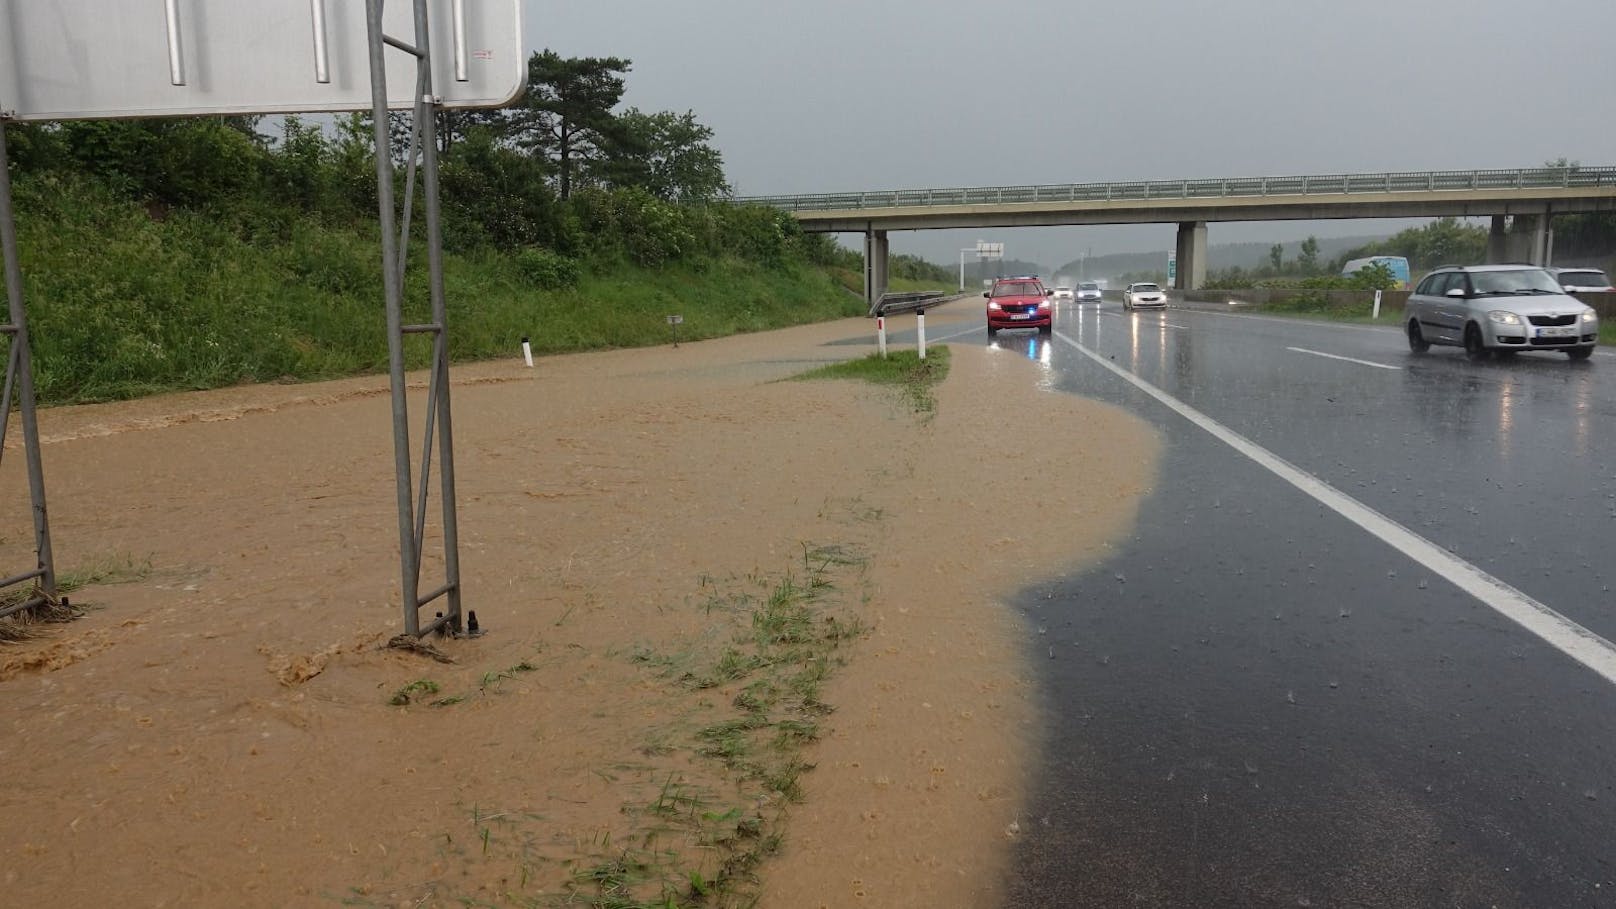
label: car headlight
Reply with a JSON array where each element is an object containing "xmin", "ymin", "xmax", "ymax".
[
  {"xmin": 1487, "ymin": 311, "xmax": 1521, "ymax": 325},
  {"xmin": 1038, "ymin": 300, "xmax": 1051, "ymax": 309},
  {"xmin": 1582, "ymin": 309, "xmax": 1598, "ymax": 323},
  {"xmin": 987, "ymin": 301, "xmax": 1001, "ymax": 311}
]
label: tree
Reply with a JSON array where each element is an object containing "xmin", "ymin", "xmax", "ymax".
[
  {"xmin": 507, "ymin": 50, "xmax": 632, "ymax": 200},
  {"xmin": 1298, "ymin": 236, "xmax": 1320, "ymax": 275},
  {"xmin": 608, "ymin": 108, "xmax": 729, "ymax": 203},
  {"xmin": 1269, "ymin": 243, "xmax": 1284, "ymax": 273}
]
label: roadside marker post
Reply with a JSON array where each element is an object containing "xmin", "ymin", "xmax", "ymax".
[
  {"xmin": 877, "ymin": 316, "xmax": 887, "ymax": 358},
  {"xmin": 520, "ymin": 336, "xmax": 533, "ymax": 368},
  {"xmin": 667, "ymin": 314, "xmax": 683, "ymax": 347},
  {"xmin": 1372, "ymin": 290, "xmax": 1383, "ymax": 320},
  {"xmin": 917, "ymin": 310, "xmax": 927, "ymax": 360}
]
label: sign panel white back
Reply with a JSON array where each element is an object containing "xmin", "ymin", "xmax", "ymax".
[{"xmin": 0, "ymin": 0, "xmax": 523, "ymax": 120}]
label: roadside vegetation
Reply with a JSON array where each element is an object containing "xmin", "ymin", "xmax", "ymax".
[
  {"xmin": 364, "ymin": 545, "xmax": 872, "ymax": 908},
  {"xmin": 3, "ymin": 51, "xmax": 952, "ymax": 406},
  {"xmin": 793, "ymin": 347, "xmax": 952, "ymax": 414}
]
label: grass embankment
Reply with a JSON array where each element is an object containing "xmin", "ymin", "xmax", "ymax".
[
  {"xmin": 825, "ymin": 265, "xmax": 958, "ymax": 298},
  {"xmin": 13, "ymin": 177, "xmax": 866, "ymax": 405}
]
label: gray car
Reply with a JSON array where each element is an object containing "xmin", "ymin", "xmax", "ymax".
[{"xmin": 1405, "ymin": 265, "xmax": 1598, "ymax": 361}]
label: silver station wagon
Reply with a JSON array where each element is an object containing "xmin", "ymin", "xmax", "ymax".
[{"xmin": 1405, "ymin": 265, "xmax": 1599, "ymax": 361}]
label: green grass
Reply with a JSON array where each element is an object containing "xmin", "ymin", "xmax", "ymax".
[
  {"xmin": 570, "ymin": 544, "xmax": 868, "ymax": 908},
  {"xmin": 9, "ymin": 176, "xmax": 868, "ymax": 405},
  {"xmin": 792, "ymin": 347, "xmax": 951, "ymax": 414}
]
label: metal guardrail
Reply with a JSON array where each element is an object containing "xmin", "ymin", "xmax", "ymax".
[
  {"xmin": 872, "ymin": 290, "xmax": 947, "ymax": 317},
  {"xmin": 736, "ymin": 166, "xmax": 1616, "ymax": 213}
]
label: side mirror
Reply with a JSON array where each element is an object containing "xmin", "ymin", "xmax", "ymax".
[
  {"xmin": 1445, "ymin": 287, "xmax": 1466, "ymax": 298},
  {"xmin": 1046, "ymin": 289, "xmax": 1055, "ymax": 296},
  {"xmin": 982, "ymin": 292, "xmax": 990, "ymax": 299}
]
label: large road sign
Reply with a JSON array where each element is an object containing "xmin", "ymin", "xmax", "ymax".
[{"xmin": 0, "ymin": 0, "xmax": 523, "ymax": 120}]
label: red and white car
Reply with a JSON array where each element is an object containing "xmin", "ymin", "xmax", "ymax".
[{"xmin": 985, "ymin": 277, "xmax": 1053, "ymax": 337}]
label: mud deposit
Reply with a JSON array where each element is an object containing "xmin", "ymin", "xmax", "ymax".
[{"xmin": 0, "ymin": 312, "xmax": 1158, "ymax": 907}]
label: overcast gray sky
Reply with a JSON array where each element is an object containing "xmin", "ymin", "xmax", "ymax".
[{"xmin": 523, "ymin": 0, "xmax": 1616, "ymax": 271}]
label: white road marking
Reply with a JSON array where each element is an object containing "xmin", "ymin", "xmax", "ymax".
[
  {"xmin": 1054, "ymin": 328, "xmax": 1616, "ymax": 688},
  {"xmin": 1184, "ymin": 307, "xmax": 1615, "ymax": 359},
  {"xmin": 1286, "ymin": 346, "xmax": 1402, "ymax": 371},
  {"xmin": 1181, "ymin": 307, "xmax": 1403, "ymax": 336},
  {"xmin": 1097, "ymin": 310, "xmax": 1188, "ymax": 329}
]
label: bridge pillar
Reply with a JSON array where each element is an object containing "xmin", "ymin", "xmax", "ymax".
[
  {"xmin": 1508, "ymin": 215, "xmax": 1550, "ymax": 265},
  {"xmin": 863, "ymin": 230, "xmax": 889, "ymax": 312},
  {"xmin": 1174, "ymin": 221, "xmax": 1207, "ymax": 290},
  {"xmin": 1487, "ymin": 215, "xmax": 1508, "ymax": 264}
]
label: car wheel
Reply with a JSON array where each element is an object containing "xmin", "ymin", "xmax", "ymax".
[
  {"xmin": 987, "ymin": 326, "xmax": 998, "ymax": 338},
  {"xmin": 1038, "ymin": 324, "xmax": 1052, "ymax": 336},
  {"xmin": 1567, "ymin": 346, "xmax": 1594, "ymax": 361},
  {"xmin": 1463, "ymin": 324, "xmax": 1489, "ymax": 360},
  {"xmin": 1406, "ymin": 319, "xmax": 1429, "ymax": 353}
]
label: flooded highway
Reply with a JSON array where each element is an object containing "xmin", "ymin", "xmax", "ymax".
[{"xmin": 959, "ymin": 303, "xmax": 1616, "ymax": 907}]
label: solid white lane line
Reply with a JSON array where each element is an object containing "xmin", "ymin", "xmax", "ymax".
[
  {"xmin": 1053, "ymin": 329, "xmax": 1616, "ymax": 688},
  {"xmin": 1286, "ymin": 346, "xmax": 1403, "ymax": 371}
]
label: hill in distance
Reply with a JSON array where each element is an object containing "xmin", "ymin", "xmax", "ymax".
[{"xmin": 1054, "ymin": 234, "xmax": 1388, "ymax": 282}]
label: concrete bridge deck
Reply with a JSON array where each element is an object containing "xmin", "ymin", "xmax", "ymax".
[{"xmin": 736, "ymin": 166, "xmax": 1616, "ymax": 304}]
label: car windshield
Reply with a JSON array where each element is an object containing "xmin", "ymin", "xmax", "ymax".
[
  {"xmin": 992, "ymin": 282, "xmax": 1042, "ymax": 297},
  {"xmin": 1557, "ymin": 270, "xmax": 1610, "ymax": 287},
  {"xmin": 1056, "ymin": 286, "xmax": 1072, "ymax": 292},
  {"xmin": 1468, "ymin": 269, "xmax": 1562, "ymax": 296},
  {"xmin": 1132, "ymin": 284, "xmax": 1161, "ymax": 293},
  {"xmin": 1079, "ymin": 283, "xmax": 1099, "ymax": 290}
]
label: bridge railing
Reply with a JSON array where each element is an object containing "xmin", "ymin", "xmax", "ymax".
[{"xmin": 734, "ymin": 166, "xmax": 1616, "ymax": 212}]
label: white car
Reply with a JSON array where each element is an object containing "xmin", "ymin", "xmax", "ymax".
[
  {"xmin": 1053, "ymin": 285, "xmax": 1075, "ymax": 301},
  {"xmin": 1550, "ymin": 267, "xmax": 1615, "ymax": 294},
  {"xmin": 1076, "ymin": 282, "xmax": 1103, "ymax": 303},
  {"xmin": 1123, "ymin": 282, "xmax": 1167, "ymax": 310}
]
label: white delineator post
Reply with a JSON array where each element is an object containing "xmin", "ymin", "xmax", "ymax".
[
  {"xmin": 876, "ymin": 316, "xmax": 887, "ymax": 358},
  {"xmin": 521, "ymin": 335, "xmax": 533, "ymax": 367},
  {"xmin": 916, "ymin": 310, "xmax": 927, "ymax": 360},
  {"xmin": 1372, "ymin": 290, "xmax": 1383, "ymax": 320}
]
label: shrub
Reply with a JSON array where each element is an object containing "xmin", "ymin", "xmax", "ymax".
[{"xmin": 515, "ymin": 247, "xmax": 580, "ymax": 289}]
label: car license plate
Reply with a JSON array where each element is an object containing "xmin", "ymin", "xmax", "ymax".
[
  {"xmin": 1011, "ymin": 314, "xmax": 1031, "ymax": 320},
  {"xmin": 1538, "ymin": 326, "xmax": 1575, "ymax": 338}
]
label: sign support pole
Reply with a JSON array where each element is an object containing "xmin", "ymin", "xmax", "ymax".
[
  {"xmin": 0, "ymin": 119, "xmax": 56, "ymax": 617},
  {"xmin": 366, "ymin": 0, "xmax": 464, "ymax": 638}
]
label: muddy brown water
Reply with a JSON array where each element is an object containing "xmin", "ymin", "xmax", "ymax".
[{"xmin": 0, "ymin": 313, "xmax": 1158, "ymax": 907}]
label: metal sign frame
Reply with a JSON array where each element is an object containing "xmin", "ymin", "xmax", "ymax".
[
  {"xmin": 364, "ymin": 0, "xmax": 464, "ymax": 638},
  {"xmin": 0, "ymin": 0, "xmax": 519, "ymax": 636}
]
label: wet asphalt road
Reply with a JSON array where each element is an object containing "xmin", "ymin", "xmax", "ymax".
[{"xmin": 922, "ymin": 303, "xmax": 1616, "ymax": 907}]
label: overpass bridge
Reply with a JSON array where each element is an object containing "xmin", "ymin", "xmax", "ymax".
[{"xmin": 735, "ymin": 166, "xmax": 1616, "ymax": 308}]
